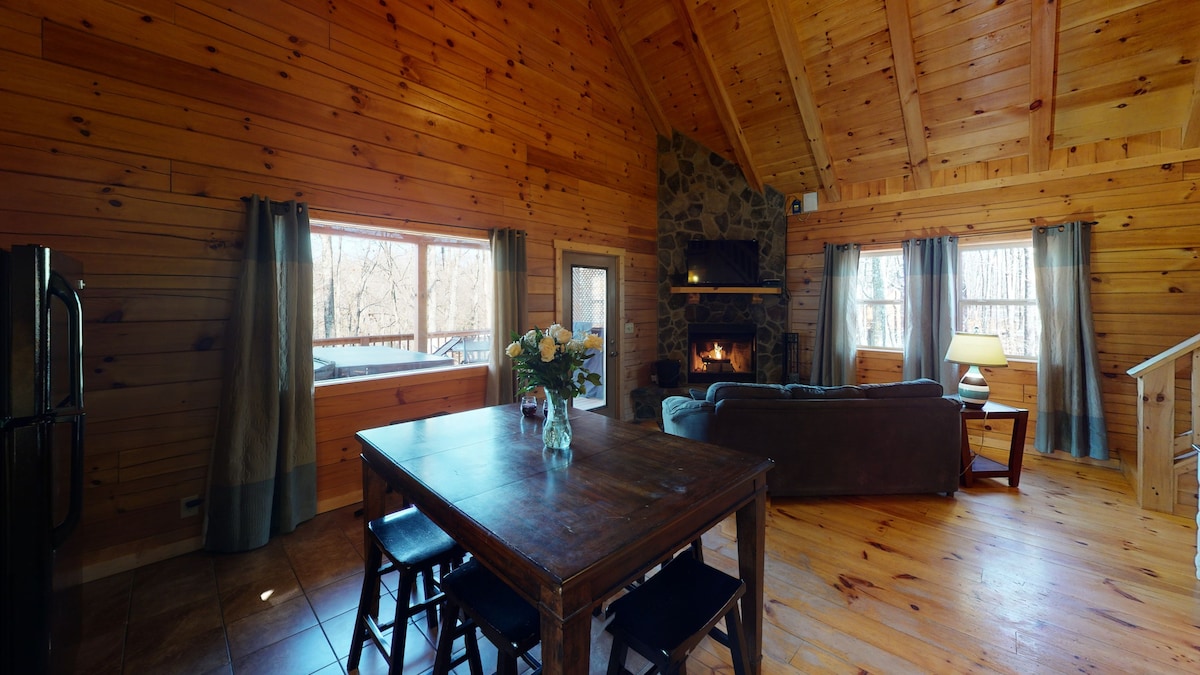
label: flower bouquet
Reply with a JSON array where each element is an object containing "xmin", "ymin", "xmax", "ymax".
[{"xmin": 505, "ymin": 324, "xmax": 603, "ymax": 450}]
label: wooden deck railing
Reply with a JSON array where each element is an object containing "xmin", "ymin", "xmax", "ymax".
[
  {"xmin": 314, "ymin": 333, "xmax": 415, "ymax": 348},
  {"xmin": 313, "ymin": 330, "xmax": 492, "ymax": 364},
  {"xmin": 1125, "ymin": 333, "xmax": 1200, "ymax": 578}
]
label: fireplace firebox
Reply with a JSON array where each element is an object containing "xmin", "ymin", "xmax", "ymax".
[{"xmin": 687, "ymin": 323, "xmax": 756, "ymax": 384}]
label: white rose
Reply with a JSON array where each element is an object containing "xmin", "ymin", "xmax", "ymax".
[
  {"xmin": 555, "ymin": 326, "xmax": 574, "ymax": 344},
  {"xmin": 505, "ymin": 342, "xmax": 522, "ymax": 358},
  {"xmin": 538, "ymin": 336, "xmax": 557, "ymax": 362}
]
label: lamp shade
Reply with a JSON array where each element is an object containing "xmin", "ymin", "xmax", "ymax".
[{"xmin": 944, "ymin": 332, "xmax": 1008, "ymax": 367}]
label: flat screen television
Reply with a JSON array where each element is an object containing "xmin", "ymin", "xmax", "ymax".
[{"xmin": 685, "ymin": 239, "xmax": 759, "ymax": 286}]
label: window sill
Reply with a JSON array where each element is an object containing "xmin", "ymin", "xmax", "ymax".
[{"xmin": 314, "ymin": 363, "xmax": 488, "ymax": 390}]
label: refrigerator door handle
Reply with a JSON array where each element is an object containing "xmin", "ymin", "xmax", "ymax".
[
  {"xmin": 48, "ymin": 271, "xmax": 84, "ymax": 410},
  {"xmin": 48, "ymin": 270, "xmax": 84, "ymax": 547}
]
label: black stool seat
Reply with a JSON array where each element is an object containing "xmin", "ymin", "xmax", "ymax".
[
  {"xmin": 434, "ymin": 558, "xmax": 542, "ymax": 675},
  {"xmin": 371, "ymin": 507, "xmax": 461, "ymax": 568},
  {"xmin": 605, "ymin": 555, "xmax": 751, "ymax": 675},
  {"xmin": 348, "ymin": 507, "xmax": 465, "ymax": 675}
]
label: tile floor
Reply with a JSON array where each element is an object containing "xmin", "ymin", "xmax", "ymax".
[{"xmin": 69, "ymin": 503, "xmax": 617, "ymax": 675}]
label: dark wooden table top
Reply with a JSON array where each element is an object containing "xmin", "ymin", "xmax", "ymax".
[{"xmin": 357, "ymin": 403, "xmax": 773, "ymax": 674}]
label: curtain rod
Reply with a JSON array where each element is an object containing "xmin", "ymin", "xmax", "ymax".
[{"xmin": 855, "ymin": 219, "xmax": 1099, "ymax": 247}]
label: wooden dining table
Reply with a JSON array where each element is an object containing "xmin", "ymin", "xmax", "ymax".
[{"xmin": 356, "ymin": 403, "xmax": 773, "ymax": 675}]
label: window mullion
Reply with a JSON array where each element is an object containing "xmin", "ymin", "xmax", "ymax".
[{"xmin": 417, "ymin": 242, "xmax": 428, "ymax": 352}]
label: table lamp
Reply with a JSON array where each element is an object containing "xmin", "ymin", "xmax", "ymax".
[{"xmin": 944, "ymin": 332, "xmax": 1008, "ymax": 407}]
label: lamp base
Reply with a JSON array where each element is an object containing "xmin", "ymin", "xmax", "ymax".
[{"xmin": 958, "ymin": 365, "xmax": 990, "ymax": 408}]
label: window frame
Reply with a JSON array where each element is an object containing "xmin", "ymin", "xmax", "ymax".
[
  {"xmin": 853, "ymin": 238, "xmax": 1040, "ymax": 359},
  {"xmin": 956, "ymin": 238, "xmax": 1040, "ymax": 359},
  {"xmin": 855, "ymin": 247, "xmax": 905, "ymax": 351},
  {"xmin": 310, "ymin": 217, "xmax": 492, "ymax": 386}
]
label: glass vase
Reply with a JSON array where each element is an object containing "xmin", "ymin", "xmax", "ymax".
[{"xmin": 542, "ymin": 388, "xmax": 572, "ymax": 451}]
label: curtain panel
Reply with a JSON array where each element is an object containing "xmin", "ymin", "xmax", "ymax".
[
  {"xmin": 206, "ymin": 196, "xmax": 317, "ymax": 552},
  {"xmin": 902, "ymin": 236, "xmax": 959, "ymax": 390},
  {"xmin": 811, "ymin": 243, "xmax": 861, "ymax": 386},
  {"xmin": 1032, "ymin": 222, "xmax": 1109, "ymax": 460},
  {"xmin": 486, "ymin": 228, "xmax": 527, "ymax": 406}
]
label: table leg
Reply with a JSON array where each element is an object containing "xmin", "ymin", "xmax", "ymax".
[
  {"xmin": 736, "ymin": 484, "xmax": 767, "ymax": 675},
  {"xmin": 959, "ymin": 417, "xmax": 975, "ymax": 487},
  {"xmin": 538, "ymin": 609, "xmax": 591, "ymax": 675},
  {"xmin": 360, "ymin": 456, "xmax": 387, "ymax": 617},
  {"xmin": 1008, "ymin": 410, "xmax": 1029, "ymax": 487}
]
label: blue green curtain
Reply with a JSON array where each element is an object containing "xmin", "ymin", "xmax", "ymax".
[
  {"xmin": 206, "ymin": 196, "xmax": 317, "ymax": 552},
  {"xmin": 811, "ymin": 243, "xmax": 860, "ymax": 386},
  {"xmin": 1032, "ymin": 222, "xmax": 1109, "ymax": 459},
  {"xmin": 902, "ymin": 236, "xmax": 959, "ymax": 390},
  {"xmin": 487, "ymin": 229, "xmax": 527, "ymax": 406}
]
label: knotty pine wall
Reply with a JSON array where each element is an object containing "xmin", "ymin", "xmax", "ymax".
[
  {"xmin": 0, "ymin": 0, "xmax": 659, "ymax": 579},
  {"xmin": 787, "ymin": 138, "xmax": 1200, "ymax": 481}
]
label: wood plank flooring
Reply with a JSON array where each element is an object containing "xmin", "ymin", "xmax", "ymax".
[
  {"xmin": 695, "ymin": 449, "xmax": 1200, "ymax": 674},
  {"xmin": 71, "ymin": 448, "xmax": 1198, "ymax": 674}
]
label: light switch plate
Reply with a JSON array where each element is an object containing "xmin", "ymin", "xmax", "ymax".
[{"xmin": 624, "ymin": 322, "xmax": 635, "ymax": 334}]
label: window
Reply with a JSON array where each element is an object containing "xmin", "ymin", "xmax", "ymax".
[
  {"xmin": 855, "ymin": 239, "xmax": 1040, "ymax": 358},
  {"xmin": 857, "ymin": 250, "xmax": 904, "ymax": 349},
  {"xmin": 958, "ymin": 241, "xmax": 1039, "ymax": 358},
  {"xmin": 310, "ymin": 219, "xmax": 492, "ymax": 381}
]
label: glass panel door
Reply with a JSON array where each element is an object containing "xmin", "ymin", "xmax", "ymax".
[{"xmin": 561, "ymin": 252, "xmax": 620, "ymax": 416}]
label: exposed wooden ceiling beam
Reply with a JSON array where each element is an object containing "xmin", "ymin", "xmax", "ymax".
[
  {"xmin": 667, "ymin": 0, "xmax": 763, "ymax": 193},
  {"xmin": 1183, "ymin": 59, "xmax": 1200, "ymax": 148},
  {"xmin": 884, "ymin": 0, "xmax": 931, "ymax": 190},
  {"xmin": 591, "ymin": 0, "xmax": 672, "ymax": 139},
  {"xmin": 1029, "ymin": 0, "xmax": 1060, "ymax": 172},
  {"xmin": 765, "ymin": 0, "xmax": 841, "ymax": 202}
]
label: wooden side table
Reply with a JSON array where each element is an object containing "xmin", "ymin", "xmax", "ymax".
[{"xmin": 957, "ymin": 399, "xmax": 1029, "ymax": 487}]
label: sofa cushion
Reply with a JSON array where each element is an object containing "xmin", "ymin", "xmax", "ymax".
[
  {"xmin": 785, "ymin": 384, "xmax": 865, "ymax": 400},
  {"xmin": 859, "ymin": 378, "xmax": 943, "ymax": 399},
  {"xmin": 705, "ymin": 382, "xmax": 790, "ymax": 404}
]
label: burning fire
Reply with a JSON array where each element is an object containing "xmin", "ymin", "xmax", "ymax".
[{"xmin": 711, "ymin": 343, "xmax": 723, "ymax": 360}]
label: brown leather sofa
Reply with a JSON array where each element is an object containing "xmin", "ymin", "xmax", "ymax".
[{"xmin": 661, "ymin": 379, "xmax": 961, "ymax": 497}]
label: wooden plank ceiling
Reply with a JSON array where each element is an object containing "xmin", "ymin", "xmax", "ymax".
[{"xmin": 599, "ymin": 0, "xmax": 1200, "ymax": 202}]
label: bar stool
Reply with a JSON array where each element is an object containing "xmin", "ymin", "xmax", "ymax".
[
  {"xmin": 347, "ymin": 507, "xmax": 465, "ymax": 675},
  {"xmin": 604, "ymin": 554, "xmax": 751, "ymax": 675},
  {"xmin": 433, "ymin": 558, "xmax": 542, "ymax": 675}
]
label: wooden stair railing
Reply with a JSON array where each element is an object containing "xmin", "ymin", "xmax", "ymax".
[
  {"xmin": 1125, "ymin": 333, "xmax": 1200, "ymax": 579},
  {"xmin": 1125, "ymin": 333, "xmax": 1200, "ymax": 512}
]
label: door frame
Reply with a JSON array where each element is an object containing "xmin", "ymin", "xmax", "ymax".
[{"xmin": 555, "ymin": 240, "xmax": 625, "ymax": 419}]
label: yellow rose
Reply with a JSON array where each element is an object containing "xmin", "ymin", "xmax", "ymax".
[
  {"xmin": 583, "ymin": 333, "xmax": 603, "ymax": 350},
  {"xmin": 538, "ymin": 336, "xmax": 557, "ymax": 362},
  {"xmin": 505, "ymin": 342, "xmax": 523, "ymax": 358},
  {"xmin": 554, "ymin": 326, "xmax": 573, "ymax": 344}
]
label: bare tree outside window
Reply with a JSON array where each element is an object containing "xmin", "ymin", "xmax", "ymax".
[
  {"xmin": 855, "ymin": 241, "xmax": 1039, "ymax": 358},
  {"xmin": 310, "ymin": 220, "xmax": 492, "ymax": 380},
  {"xmin": 857, "ymin": 251, "xmax": 904, "ymax": 349},
  {"xmin": 959, "ymin": 243, "xmax": 1039, "ymax": 358}
]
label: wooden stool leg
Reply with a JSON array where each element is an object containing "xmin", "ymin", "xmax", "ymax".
[
  {"xmin": 422, "ymin": 567, "xmax": 439, "ymax": 631},
  {"xmin": 496, "ymin": 653, "xmax": 519, "ymax": 675},
  {"xmin": 725, "ymin": 608, "xmax": 751, "ymax": 675},
  {"xmin": 606, "ymin": 638, "xmax": 629, "ymax": 675},
  {"xmin": 390, "ymin": 569, "xmax": 416, "ymax": 670},
  {"xmin": 348, "ymin": 543, "xmax": 384, "ymax": 670},
  {"xmin": 433, "ymin": 603, "xmax": 485, "ymax": 675},
  {"xmin": 433, "ymin": 601, "xmax": 457, "ymax": 675}
]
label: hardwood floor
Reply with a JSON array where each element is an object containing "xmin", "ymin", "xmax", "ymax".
[
  {"xmin": 72, "ymin": 449, "xmax": 1197, "ymax": 674},
  {"xmin": 697, "ymin": 450, "xmax": 1200, "ymax": 674}
]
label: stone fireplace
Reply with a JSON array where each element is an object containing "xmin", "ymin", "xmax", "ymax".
[
  {"xmin": 687, "ymin": 324, "xmax": 756, "ymax": 384},
  {"xmin": 656, "ymin": 132, "xmax": 788, "ymax": 386}
]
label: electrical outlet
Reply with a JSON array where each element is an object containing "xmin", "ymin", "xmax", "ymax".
[{"xmin": 180, "ymin": 495, "xmax": 202, "ymax": 519}]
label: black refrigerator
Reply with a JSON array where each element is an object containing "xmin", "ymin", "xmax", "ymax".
[{"xmin": 1, "ymin": 244, "xmax": 85, "ymax": 673}]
